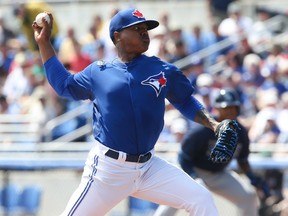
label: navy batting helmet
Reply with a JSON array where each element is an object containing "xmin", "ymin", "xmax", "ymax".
[{"xmin": 213, "ymin": 88, "xmax": 241, "ymax": 108}]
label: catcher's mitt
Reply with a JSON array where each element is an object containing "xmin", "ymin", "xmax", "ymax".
[{"xmin": 209, "ymin": 119, "xmax": 240, "ymax": 163}]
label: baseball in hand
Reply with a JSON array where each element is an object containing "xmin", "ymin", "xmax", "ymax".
[{"xmin": 35, "ymin": 12, "xmax": 50, "ymax": 27}]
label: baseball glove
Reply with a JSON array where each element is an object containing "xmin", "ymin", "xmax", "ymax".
[{"xmin": 209, "ymin": 119, "xmax": 240, "ymax": 163}]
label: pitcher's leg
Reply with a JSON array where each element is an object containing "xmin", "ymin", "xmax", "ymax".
[
  {"xmin": 60, "ymin": 152, "xmax": 139, "ymax": 216},
  {"xmin": 135, "ymin": 157, "xmax": 219, "ymax": 216},
  {"xmin": 60, "ymin": 174, "xmax": 123, "ymax": 216}
]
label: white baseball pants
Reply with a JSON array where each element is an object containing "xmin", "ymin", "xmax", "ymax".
[{"xmin": 60, "ymin": 142, "xmax": 219, "ymax": 216}]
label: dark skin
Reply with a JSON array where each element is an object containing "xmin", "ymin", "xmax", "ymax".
[
  {"xmin": 32, "ymin": 12, "xmax": 220, "ymax": 133},
  {"xmin": 113, "ymin": 23, "xmax": 150, "ymax": 62},
  {"xmin": 215, "ymin": 106, "xmax": 238, "ymax": 122},
  {"xmin": 32, "ymin": 12, "xmax": 54, "ymax": 63}
]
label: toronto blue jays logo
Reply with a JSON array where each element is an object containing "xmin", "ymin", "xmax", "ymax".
[
  {"xmin": 132, "ymin": 9, "xmax": 144, "ymax": 18},
  {"xmin": 141, "ymin": 72, "xmax": 167, "ymax": 97}
]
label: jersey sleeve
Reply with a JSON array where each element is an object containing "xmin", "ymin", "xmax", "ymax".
[
  {"xmin": 165, "ymin": 65, "xmax": 204, "ymax": 121},
  {"xmin": 173, "ymin": 96, "xmax": 204, "ymax": 121},
  {"xmin": 44, "ymin": 55, "xmax": 94, "ymax": 100}
]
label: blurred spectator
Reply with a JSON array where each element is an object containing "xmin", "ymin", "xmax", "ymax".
[
  {"xmin": 2, "ymin": 93, "xmax": 25, "ymax": 115},
  {"xmin": 197, "ymin": 88, "xmax": 213, "ymax": 112},
  {"xmin": 235, "ymin": 38, "xmax": 256, "ymax": 62},
  {"xmin": 206, "ymin": 0, "xmax": 236, "ymax": 22},
  {"xmin": 92, "ymin": 15, "xmax": 104, "ymax": 36},
  {"xmin": 276, "ymin": 92, "xmax": 288, "ymax": 143},
  {"xmin": 216, "ymin": 67, "xmax": 242, "ymax": 91},
  {"xmin": 260, "ymin": 45, "xmax": 288, "ymax": 94},
  {"xmin": 21, "ymin": 85, "xmax": 52, "ymax": 141},
  {"xmin": 2, "ymin": 51, "xmax": 49, "ymax": 118},
  {"xmin": 239, "ymin": 54, "xmax": 265, "ymax": 120},
  {"xmin": 218, "ymin": 1, "xmax": 253, "ymax": 39},
  {"xmin": 181, "ymin": 55, "xmax": 205, "ymax": 88},
  {"xmin": 21, "ymin": 86, "xmax": 48, "ymax": 124},
  {"xmin": 260, "ymin": 62, "xmax": 287, "ymax": 96},
  {"xmin": 0, "ymin": 42, "xmax": 15, "ymax": 74},
  {"xmin": 31, "ymin": 52, "xmax": 45, "ymax": 79},
  {"xmin": 94, "ymin": 42, "xmax": 106, "ymax": 61},
  {"xmin": 58, "ymin": 27, "xmax": 78, "ymax": 67},
  {"xmin": 195, "ymin": 73, "xmax": 213, "ymax": 90},
  {"xmin": 13, "ymin": 1, "xmax": 59, "ymax": 51},
  {"xmin": 265, "ymin": 44, "xmax": 283, "ymax": 66},
  {"xmin": 80, "ymin": 25, "xmax": 98, "ymax": 50},
  {"xmin": 193, "ymin": 73, "xmax": 214, "ymax": 112},
  {"xmin": 165, "ymin": 25, "xmax": 190, "ymax": 58},
  {"xmin": 2, "ymin": 51, "xmax": 33, "ymax": 102},
  {"xmin": 168, "ymin": 39, "xmax": 189, "ymax": 63},
  {"xmin": 146, "ymin": 25, "xmax": 169, "ymax": 60},
  {"xmin": 69, "ymin": 41, "xmax": 92, "ymax": 73},
  {"xmin": 0, "ymin": 66, "xmax": 6, "ymax": 92},
  {"xmin": 0, "ymin": 94, "xmax": 8, "ymax": 113},
  {"xmin": 186, "ymin": 24, "xmax": 211, "ymax": 54},
  {"xmin": 208, "ymin": 51, "xmax": 243, "ymax": 90},
  {"xmin": 148, "ymin": 11, "xmax": 173, "ymax": 60},
  {"xmin": 98, "ymin": 8, "xmax": 119, "ymax": 61},
  {"xmin": 0, "ymin": 15, "xmax": 16, "ymax": 45},
  {"xmin": 225, "ymin": 51, "xmax": 244, "ymax": 74},
  {"xmin": 205, "ymin": 19, "xmax": 234, "ymax": 64},
  {"xmin": 248, "ymin": 8, "xmax": 274, "ymax": 56},
  {"xmin": 158, "ymin": 11, "xmax": 171, "ymax": 35},
  {"xmin": 80, "ymin": 25, "xmax": 105, "ymax": 61},
  {"xmin": 249, "ymin": 89, "xmax": 280, "ymax": 143},
  {"xmin": 242, "ymin": 53, "xmax": 265, "ymax": 87}
]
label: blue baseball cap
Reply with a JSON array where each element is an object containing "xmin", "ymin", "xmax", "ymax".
[{"xmin": 109, "ymin": 8, "xmax": 159, "ymax": 42}]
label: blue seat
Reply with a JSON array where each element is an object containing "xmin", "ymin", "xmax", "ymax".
[
  {"xmin": 19, "ymin": 185, "xmax": 42, "ymax": 215},
  {"xmin": 1, "ymin": 184, "xmax": 20, "ymax": 215},
  {"xmin": 128, "ymin": 196, "xmax": 158, "ymax": 215}
]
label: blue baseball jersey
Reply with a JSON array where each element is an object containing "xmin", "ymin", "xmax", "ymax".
[{"xmin": 44, "ymin": 54, "xmax": 204, "ymax": 154}]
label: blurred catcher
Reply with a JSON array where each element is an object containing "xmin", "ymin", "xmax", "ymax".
[{"xmin": 154, "ymin": 88, "xmax": 270, "ymax": 216}]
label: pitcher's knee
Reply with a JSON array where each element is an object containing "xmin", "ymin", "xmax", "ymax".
[
  {"xmin": 186, "ymin": 187, "xmax": 218, "ymax": 216},
  {"xmin": 200, "ymin": 186, "xmax": 214, "ymax": 202}
]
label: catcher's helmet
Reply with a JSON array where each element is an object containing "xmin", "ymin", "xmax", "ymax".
[{"xmin": 213, "ymin": 88, "xmax": 241, "ymax": 108}]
